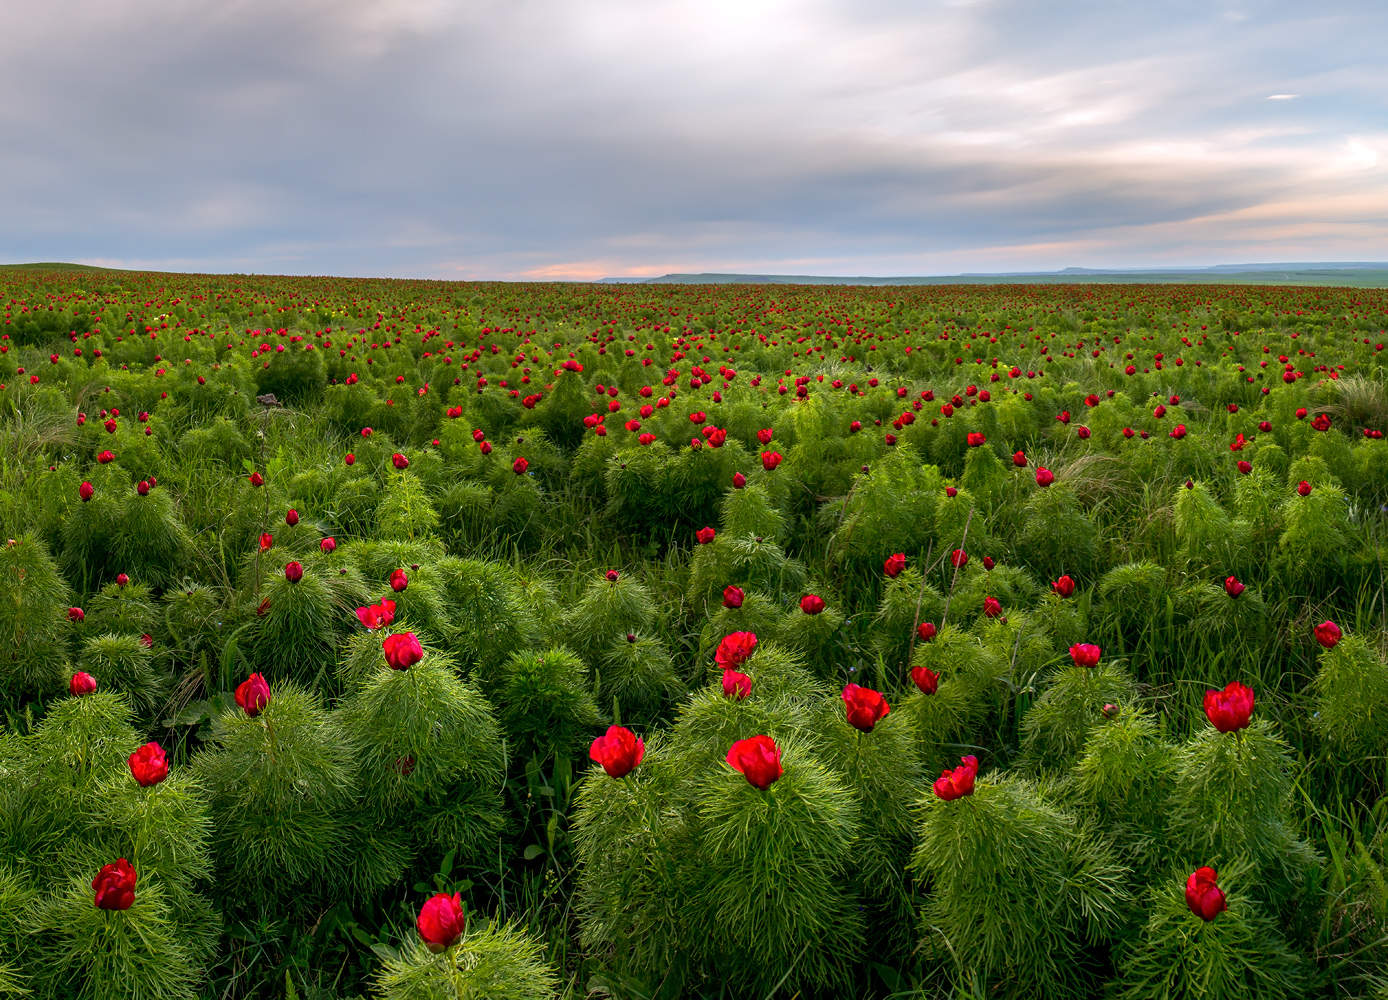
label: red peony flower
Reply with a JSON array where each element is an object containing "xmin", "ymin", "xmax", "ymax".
[
  {"xmin": 756, "ymin": 428, "xmax": 774, "ymax": 445},
  {"xmin": 727, "ymin": 734, "xmax": 783, "ymax": 789},
  {"xmin": 966, "ymin": 432, "xmax": 986, "ymax": 447},
  {"xmin": 722, "ymin": 585, "xmax": 744, "ymax": 609},
  {"xmin": 79, "ymin": 480, "xmax": 94, "ymax": 502},
  {"xmin": 1203, "ymin": 681, "xmax": 1254, "ymax": 732},
  {"xmin": 383, "ymin": 632, "xmax": 424, "ymax": 670},
  {"xmin": 983, "ymin": 596, "xmax": 1002, "ymax": 618},
  {"xmin": 389, "ymin": 568, "xmax": 408, "ymax": 592},
  {"xmin": 722, "ymin": 669, "xmax": 752, "ymax": 700},
  {"xmin": 1052, "ymin": 575, "xmax": 1076, "ymax": 598},
  {"xmin": 1314, "ymin": 620, "xmax": 1342, "ymax": 649},
  {"xmin": 417, "ymin": 892, "xmax": 466, "ymax": 952},
  {"xmin": 513, "ymin": 456, "xmax": 529, "ymax": 474},
  {"xmin": 842, "ymin": 683, "xmax": 890, "ymax": 732},
  {"xmin": 128, "ymin": 742, "xmax": 168, "ymax": 787},
  {"xmin": 1185, "ymin": 867, "xmax": 1227, "ymax": 921},
  {"xmin": 320, "ymin": 536, "xmax": 336, "ymax": 554},
  {"xmin": 1296, "ymin": 480, "xmax": 1312, "ymax": 496},
  {"xmin": 248, "ymin": 471, "xmax": 263, "ymax": 486},
  {"xmin": 98, "ymin": 450, "xmax": 115, "ymax": 464},
  {"xmin": 1069, "ymin": 643, "xmax": 1101, "ymax": 668},
  {"xmin": 259, "ymin": 532, "xmax": 273, "ymax": 552},
  {"xmin": 116, "ymin": 573, "xmax": 129, "ymax": 587},
  {"xmin": 800, "ymin": 594, "xmax": 825, "ymax": 615},
  {"xmin": 235, "ymin": 672, "xmax": 270, "ymax": 717},
  {"xmin": 344, "ymin": 453, "xmax": 356, "ymax": 465},
  {"xmin": 1236, "ymin": 460, "xmax": 1252, "ymax": 475},
  {"xmin": 1311, "ymin": 413, "xmax": 1331, "ymax": 432},
  {"xmin": 934, "ymin": 755, "xmax": 979, "ymax": 800},
  {"xmin": 589, "ymin": 724, "xmax": 644, "ymax": 778},
  {"xmin": 911, "ymin": 666, "xmax": 939, "ymax": 694},
  {"xmin": 1013, "ymin": 450, "xmax": 1027, "ymax": 467},
  {"xmin": 732, "ymin": 472, "xmax": 747, "ymax": 489},
  {"xmin": 917, "ymin": 621, "xmax": 937, "ymax": 642},
  {"xmin": 761, "ymin": 451, "xmax": 783, "ymax": 471},
  {"xmin": 286, "ymin": 508, "xmax": 299, "ymax": 526},
  {"xmin": 284, "ymin": 561, "xmax": 303, "ymax": 583},
  {"xmin": 696, "ymin": 526, "xmax": 716, "ymax": 545},
  {"xmin": 715, "ymin": 631, "xmax": 757, "ymax": 670},
  {"xmin": 392, "ymin": 452, "xmax": 409, "ymax": 470},
  {"xmin": 950, "ymin": 548, "xmax": 968, "ymax": 569},
  {"xmin": 93, "ymin": 858, "xmax": 137, "ymax": 911},
  {"xmin": 1223, "ymin": 576, "xmax": 1245, "ymax": 598},
  {"xmin": 68, "ymin": 606, "xmax": 85, "ymax": 623},
  {"xmin": 883, "ymin": 552, "xmax": 906, "ymax": 578},
  {"xmin": 70, "ymin": 671, "xmax": 97, "ymax": 696}
]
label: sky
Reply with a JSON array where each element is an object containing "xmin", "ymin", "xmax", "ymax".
[{"xmin": 2, "ymin": 0, "xmax": 1386, "ymax": 281}]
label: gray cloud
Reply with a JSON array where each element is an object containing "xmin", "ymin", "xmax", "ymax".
[{"xmin": 2, "ymin": 0, "xmax": 1386, "ymax": 278}]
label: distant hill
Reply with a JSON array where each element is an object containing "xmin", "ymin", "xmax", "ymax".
[
  {"xmin": 0, "ymin": 262, "xmax": 116, "ymax": 272},
  {"xmin": 600, "ymin": 263, "xmax": 1388, "ymax": 288}
]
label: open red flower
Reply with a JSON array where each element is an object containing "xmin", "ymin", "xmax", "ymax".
[
  {"xmin": 1069, "ymin": 643, "xmax": 1101, "ymax": 668},
  {"xmin": 761, "ymin": 451, "xmax": 783, "ymax": 471},
  {"xmin": 70, "ymin": 671, "xmax": 97, "ymax": 696},
  {"xmin": 235, "ymin": 672, "xmax": 270, "ymax": 717},
  {"xmin": 934, "ymin": 755, "xmax": 979, "ymax": 800},
  {"xmin": 1223, "ymin": 576, "xmax": 1245, "ymax": 598},
  {"xmin": 842, "ymin": 683, "xmax": 890, "ymax": 732},
  {"xmin": 93, "ymin": 858, "xmax": 137, "ymax": 911},
  {"xmin": 589, "ymin": 724, "xmax": 644, "ymax": 777},
  {"xmin": 1314, "ymin": 620, "xmax": 1342, "ymax": 649},
  {"xmin": 696, "ymin": 526, "xmax": 716, "ymax": 545},
  {"xmin": 715, "ymin": 631, "xmax": 757, "ymax": 670},
  {"xmin": 950, "ymin": 548, "xmax": 968, "ymax": 569},
  {"xmin": 383, "ymin": 632, "xmax": 424, "ymax": 670},
  {"xmin": 721, "ymin": 585, "xmax": 744, "ymax": 609},
  {"xmin": 417, "ymin": 892, "xmax": 465, "ymax": 952},
  {"xmin": 800, "ymin": 594, "xmax": 825, "ymax": 615},
  {"xmin": 248, "ymin": 470, "xmax": 263, "ymax": 487},
  {"xmin": 1203, "ymin": 681, "xmax": 1254, "ymax": 733},
  {"xmin": 983, "ymin": 596, "xmax": 1002, "ymax": 618},
  {"xmin": 355, "ymin": 599, "xmax": 396, "ymax": 630},
  {"xmin": 320, "ymin": 536, "xmax": 336, "ymax": 553},
  {"xmin": 722, "ymin": 669, "xmax": 752, "ymax": 700},
  {"xmin": 513, "ymin": 456, "xmax": 529, "ymax": 474},
  {"xmin": 727, "ymin": 734, "xmax": 782, "ymax": 789},
  {"xmin": 883, "ymin": 552, "xmax": 906, "ymax": 578},
  {"xmin": 911, "ymin": 666, "xmax": 939, "ymax": 694},
  {"xmin": 68, "ymin": 606, "xmax": 85, "ymax": 623},
  {"xmin": 1051, "ymin": 575, "xmax": 1076, "ymax": 598},
  {"xmin": 128, "ymin": 742, "xmax": 168, "ymax": 787},
  {"xmin": 966, "ymin": 432, "xmax": 986, "ymax": 447},
  {"xmin": 1185, "ymin": 867, "xmax": 1227, "ymax": 921},
  {"xmin": 392, "ymin": 452, "xmax": 409, "ymax": 470}
]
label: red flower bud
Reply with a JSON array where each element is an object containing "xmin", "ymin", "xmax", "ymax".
[
  {"xmin": 389, "ymin": 568, "xmax": 408, "ymax": 592},
  {"xmin": 1035, "ymin": 467, "xmax": 1054, "ymax": 487},
  {"xmin": 1185, "ymin": 867, "xmax": 1227, "ymax": 921},
  {"xmin": 392, "ymin": 452, "xmax": 409, "ymax": 470},
  {"xmin": 966, "ymin": 432, "xmax": 986, "ymax": 447},
  {"xmin": 513, "ymin": 456, "xmax": 529, "ymax": 474},
  {"xmin": 1236, "ymin": 460, "xmax": 1252, "ymax": 475},
  {"xmin": 259, "ymin": 532, "xmax": 273, "ymax": 552},
  {"xmin": 417, "ymin": 893, "xmax": 466, "ymax": 952},
  {"xmin": 696, "ymin": 526, "xmax": 716, "ymax": 545},
  {"xmin": 235, "ymin": 672, "xmax": 270, "ymax": 717},
  {"xmin": 248, "ymin": 471, "xmax": 264, "ymax": 487},
  {"xmin": 1203, "ymin": 681, "xmax": 1254, "ymax": 732},
  {"xmin": 136, "ymin": 480, "xmax": 150, "ymax": 496},
  {"xmin": 1296, "ymin": 480, "xmax": 1312, "ymax": 496},
  {"xmin": 722, "ymin": 668, "xmax": 752, "ymax": 700},
  {"xmin": 983, "ymin": 596, "xmax": 1002, "ymax": 618},
  {"xmin": 800, "ymin": 593, "xmax": 825, "ymax": 615},
  {"xmin": 726, "ymin": 734, "xmax": 782, "ymax": 789},
  {"xmin": 97, "ymin": 450, "xmax": 115, "ymax": 464},
  {"xmin": 1012, "ymin": 450, "xmax": 1027, "ymax": 467},
  {"xmin": 320, "ymin": 537, "xmax": 336, "ymax": 553},
  {"xmin": 950, "ymin": 548, "xmax": 968, "ymax": 569},
  {"xmin": 70, "ymin": 671, "xmax": 97, "ymax": 696},
  {"xmin": 722, "ymin": 585, "xmax": 744, "ymax": 609},
  {"xmin": 589, "ymin": 724, "xmax": 644, "ymax": 778},
  {"xmin": 911, "ymin": 666, "xmax": 939, "ymax": 694},
  {"xmin": 284, "ymin": 561, "xmax": 303, "ymax": 583},
  {"xmin": 383, "ymin": 632, "xmax": 423, "ymax": 670},
  {"xmin": 982, "ymin": 556, "xmax": 995, "ymax": 571},
  {"xmin": 1314, "ymin": 620, "xmax": 1341, "ymax": 649},
  {"xmin": 68, "ymin": 606, "xmax": 85, "ymax": 623},
  {"xmin": 944, "ymin": 486, "xmax": 957, "ymax": 498},
  {"xmin": 115, "ymin": 573, "xmax": 129, "ymax": 587},
  {"xmin": 842, "ymin": 683, "xmax": 890, "ymax": 732},
  {"xmin": 934, "ymin": 755, "xmax": 978, "ymax": 800},
  {"xmin": 344, "ymin": 453, "xmax": 356, "ymax": 465},
  {"xmin": 92, "ymin": 858, "xmax": 137, "ymax": 911},
  {"xmin": 128, "ymin": 742, "xmax": 168, "ymax": 787},
  {"xmin": 917, "ymin": 621, "xmax": 937, "ymax": 642},
  {"xmin": 756, "ymin": 428, "xmax": 773, "ymax": 445},
  {"xmin": 286, "ymin": 508, "xmax": 299, "ymax": 526},
  {"xmin": 1051, "ymin": 575, "xmax": 1076, "ymax": 598},
  {"xmin": 79, "ymin": 480, "xmax": 94, "ymax": 502},
  {"xmin": 732, "ymin": 472, "xmax": 747, "ymax": 489}
]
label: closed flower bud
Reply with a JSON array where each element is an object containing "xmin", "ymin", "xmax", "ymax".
[
  {"xmin": 696, "ymin": 526, "xmax": 716, "ymax": 545},
  {"xmin": 512, "ymin": 456, "xmax": 529, "ymax": 474},
  {"xmin": 911, "ymin": 666, "xmax": 939, "ymax": 694},
  {"xmin": 128, "ymin": 742, "xmax": 168, "ymax": 787},
  {"xmin": 604, "ymin": 569, "xmax": 619, "ymax": 582},
  {"xmin": 589, "ymin": 724, "xmax": 644, "ymax": 778},
  {"xmin": 320, "ymin": 536, "xmax": 336, "ymax": 554},
  {"xmin": 966, "ymin": 432, "xmax": 986, "ymax": 447},
  {"xmin": 92, "ymin": 858, "xmax": 137, "ymax": 911},
  {"xmin": 284, "ymin": 561, "xmax": 303, "ymax": 583},
  {"xmin": 235, "ymin": 672, "xmax": 270, "ymax": 717},
  {"xmin": 389, "ymin": 568, "xmax": 408, "ymax": 592},
  {"xmin": 722, "ymin": 585, "xmax": 744, "ymax": 609},
  {"xmin": 800, "ymin": 593, "xmax": 825, "ymax": 615},
  {"xmin": 1013, "ymin": 450, "xmax": 1027, "ymax": 467},
  {"xmin": 70, "ymin": 671, "xmax": 97, "ymax": 696},
  {"xmin": 248, "ymin": 471, "xmax": 264, "ymax": 487},
  {"xmin": 285, "ymin": 508, "xmax": 299, "ymax": 526},
  {"xmin": 417, "ymin": 893, "xmax": 466, "ymax": 952},
  {"xmin": 259, "ymin": 532, "xmax": 273, "ymax": 552},
  {"xmin": 950, "ymin": 548, "xmax": 968, "ymax": 568},
  {"xmin": 1035, "ymin": 467, "xmax": 1055, "ymax": 487},
  {"xmin": 727, "ymin": 734, "xmax": 782, "ymax": 789},
  {"xmin": 933, "ymin": 754, "xmax": 978, "ymax": 800},
  {"xmin": 917, "ymin": 621, "xmax": 937, "ymax": 642},
  {"xmin": 722, "ymin": 668, "xmax": 752, "ymax": 700},
  {"xmin": 732, "ymin": 472, "xmax": 747, "ymax": 489},
  {"xmin": 1203, "ymin": 680, "xmax": 1254, "ymax": 732},
  {"xmin": 1296, "ymin": 480, "xmax": 1312, "ymax": 496},
  {"xmin": 136, "ymin": 480, "xmax": 150, "ymax": 496},
  {"xmin": 983, "ymin": 596, "xmax": 1002, "ymax": 618},
  {"xmin": 79, "ymin": 480, "xmax": 95, "ymax": 502},
  {"xmin": 1185, "ymin": 867, "xmax": 1227, "ymax": 921},
  {"xmin": 383, "ymin": 632, "xmax": 424, "ymax": 670},
  {"xmin": 1314, "ymin": 620, "xmax": 1342, "ymax": 649}
]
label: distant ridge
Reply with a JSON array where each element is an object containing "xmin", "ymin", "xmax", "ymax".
[{"xmin": 599, "ymin": 263, "xmax": 1388, "ymax": 288}]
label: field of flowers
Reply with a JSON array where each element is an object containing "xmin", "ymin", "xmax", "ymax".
[{"xmin": 1, "ymin": 268, "xmax": 1386, "ymax": 999}]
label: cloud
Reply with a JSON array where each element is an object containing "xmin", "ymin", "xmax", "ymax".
[{"xmin": 2, "ymin": 0, "xmax": 1386, "ymax": 277}]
